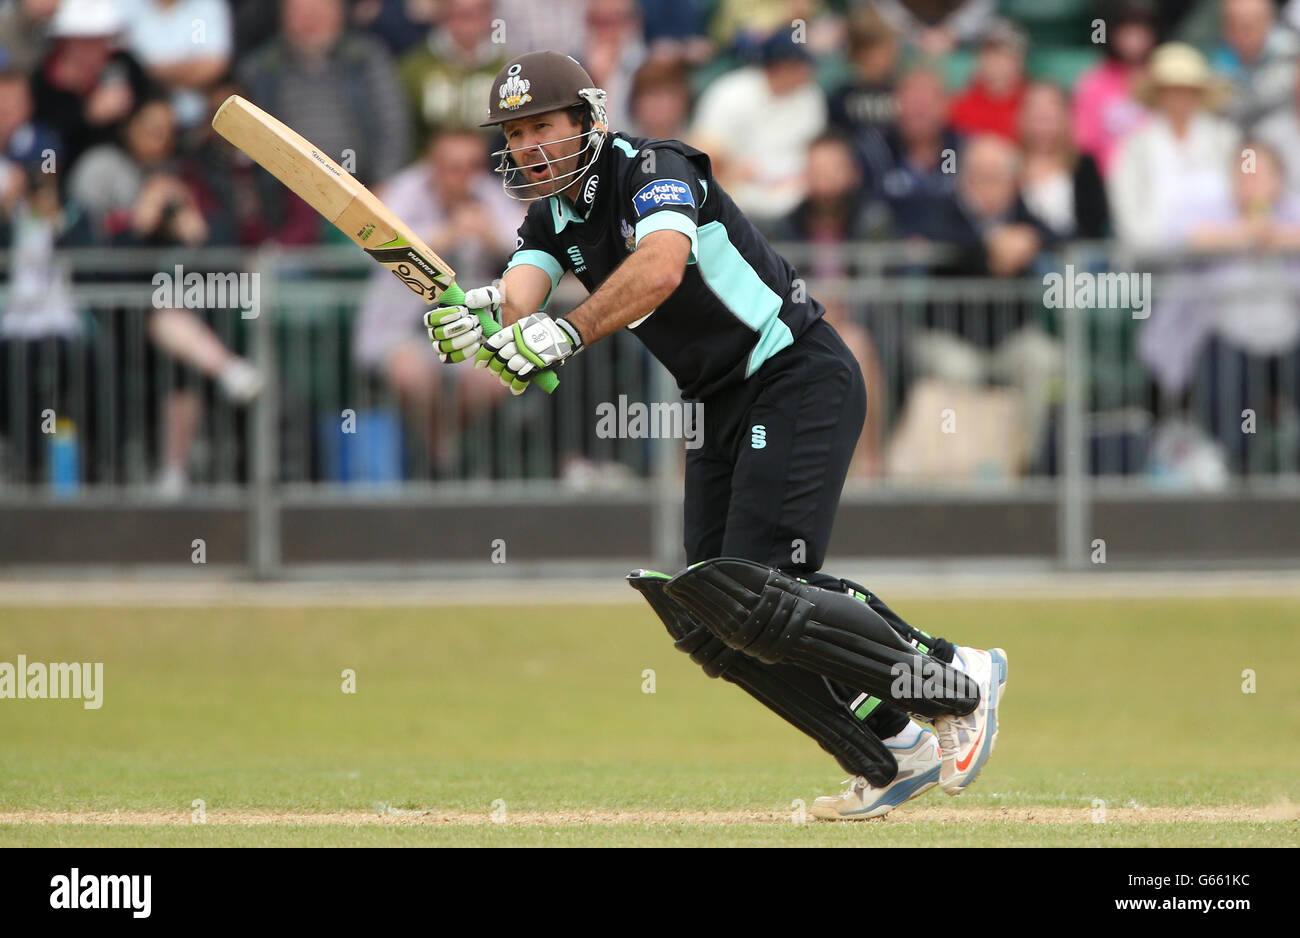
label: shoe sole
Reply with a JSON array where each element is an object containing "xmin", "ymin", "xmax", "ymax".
[
  {"xmin": 941, "ymin": 648, "xmax": 1008, "ymax": 796},
  {"xmin": 810, "ymin": 768, "xmax": 941, "ymax": 820}
]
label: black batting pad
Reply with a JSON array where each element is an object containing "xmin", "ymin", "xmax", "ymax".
[
  {"xmin": 628, "ymin": 570, "xmax": 899, "ymax": 786},
  {"xmin": 664, "ymin": 559, "xmax": 979, "ymax": 719}
]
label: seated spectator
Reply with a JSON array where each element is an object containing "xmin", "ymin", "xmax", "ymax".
[
  {"xmin": 884, "ymin": 131, "xmax": 1063, "ymax": 477},
  {"xmin": 353, "ymin": 129, "xmax": 516, "ymax": 474},
  {"xmin": 399, "ymin": 0, "xmax": 507, "ymax": 151},
  {"xmin": 0, "ymin": 62, "xmax": 61, "ymax": 169},
  {"xmin": 903, "ymin": 134, "xmax": 1062, "ymax": 474},
  {"xmin": 69, "ymin": 89, "xmax": 240, "ymax": 249},
  {"xmin": 238, "ymin": 0, "xmax": 410, "ymax": 189},
  {"xmin": 67, "ymin": 97, "xmax": 262, "ymax": 497},
  {"xmin": 1019, "ymin": 82, "xmax": 1110, "ymax": 240},
  {"xmin": 1211, "ymin": 0, "xmax": 1299, "ymax": 132},
  {"xmin": 1109, "ymin": 42, "xmax": 1240, "ymax": 254},
  {"xmin": 827, "ymin": 5, "xmax": 900, "ymax": 140},
  {"xmin": 775, "ymin": 129, "xmax": 890, "ymax": 477},
  {"xmin": 1073, "ymin": 0, "xmax": 1155, "ymax": 177},
  {"xmin": 949, "ymin": 18, "xmax": 1028, "ymax": 142},
  {"xmin": 68, "ymin": 97, "xmax": 205, "ymax": 242},
  {"xmin": 1188, "ymin": 141, "xmax": 1300, "ymax": 259},
  {"xmin": 691, "ymin": 32, "xmax": 827, "ymax": 223},
  {"xmin": 1139, "ymin": 141, "xmax": 1300, "ymax": 475},
  {"xmin": 0, "ymin": 0, "xmax": 58, "ymax": 76},
  {"xmin": 1255, "ymin": 68, "xmax": 1300, "ymax": 194},
  {"xmin": 627, "ymin": 59, "xmax": 692, "ymax": 141},
  {"xmin": 118, "ymin": 0, "xmax": 233, "ymax": 129},
  {"xmin": 948, "ymin": 133, "xmax": 1053, "ymax": 278},
  {"xmin": 1142, "ymin": 141, "xmax": 1300, "ymax": 390},
  {"xmin": 774, "ymin": 130, "xmax": 890, "ymax": 246},
  {"xmin": 582, "ymin": 0, "xmax": 647, "ymax": 133},
  {"xmin": 869, "ymin": 0, "xmax": 997, "ymax": 56},
  {"xmin": 29, "ymin": 0, "xmax": 155, "ymax": 169},
  {"xmin": 857, "ymin": 66, "xmax": 961, "ymax": 244}
]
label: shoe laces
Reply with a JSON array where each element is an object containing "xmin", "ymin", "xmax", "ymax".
[{"xmin": 939, "ymin": 710, "xmax": 981, "ymax": 752}]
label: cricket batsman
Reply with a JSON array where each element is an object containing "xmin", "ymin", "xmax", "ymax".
[{"xmin": 424, "ymin": 51, "xmax": 1008, "ymax": 819}]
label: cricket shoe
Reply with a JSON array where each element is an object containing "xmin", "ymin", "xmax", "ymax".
[
  {"xmin": 932, "ymin": 647, "xmax": 1008, "ymax": 795},
  {"xmin": 809, "ymin": 726, "xmax": 941, "ymax": 820}
]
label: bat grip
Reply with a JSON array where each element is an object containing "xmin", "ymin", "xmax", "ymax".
[{"xmin": 440, "ymin": 283, "xmax": 559, "ymax": 394}]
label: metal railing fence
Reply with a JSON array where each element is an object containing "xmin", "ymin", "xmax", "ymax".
[{"xmin": 3, "ymin": 241, "xmax": 1299, "ymax": 572}]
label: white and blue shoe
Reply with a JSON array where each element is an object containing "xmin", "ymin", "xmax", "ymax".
[
  {"xmin": 933, "ymin": 646, "xmax": 1008, "ymax": 795},
  {"xmin": 810, "ymin": 726, "xmax": 941, "ymax": 820}
]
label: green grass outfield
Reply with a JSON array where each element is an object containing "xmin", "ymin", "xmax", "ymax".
[{"xmin": 1, "ymin": 596, "xmax": 1297, "ymax": 847}]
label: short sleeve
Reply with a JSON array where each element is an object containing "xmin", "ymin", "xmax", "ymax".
[
  {"xmin": 625, "ymin": 147, "xmax": 702, "ymax": 263},
  {"xmin": 503, "ymin": 206, "xmax": 565, "ymax": 310}
]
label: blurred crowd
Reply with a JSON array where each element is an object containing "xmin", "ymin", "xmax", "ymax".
[{"xmin": 3, "ymin": 0, "xmax": 1300, "ymax": 490}]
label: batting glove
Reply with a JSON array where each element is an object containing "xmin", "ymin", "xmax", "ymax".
[
  {"xmin": 475, "ymin": 312, "xmax": 583, "ymax": 395},
  {"xmin": 424, "ymin": 285, "xmax": 502, "ymax": 363}
]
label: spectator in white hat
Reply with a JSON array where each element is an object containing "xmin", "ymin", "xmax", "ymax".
[
  {"xmin": 1109, "ymin": 42, "xmax": 1240, "ymax": 253},
  {"xmin": 30, "ymin": 0, "xmax": 156, "ymax": 168}
]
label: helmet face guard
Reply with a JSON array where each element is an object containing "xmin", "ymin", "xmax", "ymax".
[{"xmin": 492, "ymin": 87, "xmax": 608, "ymax": 203}]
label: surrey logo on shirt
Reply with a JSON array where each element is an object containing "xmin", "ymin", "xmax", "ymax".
[
  {"xmin": 620, "ymin": 218, "xmax": 635, "ymax": 251},
  {"xmin": 633, "ymin": 179, "xmax": 693, "ymax": 216}
]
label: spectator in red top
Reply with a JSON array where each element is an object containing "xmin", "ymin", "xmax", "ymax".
[{"xmin": 949, "ymin": 18, "xmax": 1027, "ymax": 142}]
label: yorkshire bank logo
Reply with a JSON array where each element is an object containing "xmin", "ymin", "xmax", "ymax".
[{"xmin": 633, "ymin": 179, "xmax": 693, "ymax": 216}]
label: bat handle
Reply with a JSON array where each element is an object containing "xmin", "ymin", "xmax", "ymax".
[{"xmin": 439, "ymin": 283, "xmax": 559, "ymax": 394}]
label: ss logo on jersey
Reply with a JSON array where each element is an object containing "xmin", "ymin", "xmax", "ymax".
[
  {"xmin": 566, "ymin": 244, "xmax": 586, "ymax": 273},
  {"xmin": 751, "ymin": 425, "xmax": 767, "ymax": 449}
]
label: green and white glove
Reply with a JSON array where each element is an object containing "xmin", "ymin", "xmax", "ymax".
[
  {"xmin": 424, "ymin": 285, "xmax": 502, "ymax": 363},
  {"xmin": 475, "ymin": 312, "xmax": 583, "ymax": 395}
]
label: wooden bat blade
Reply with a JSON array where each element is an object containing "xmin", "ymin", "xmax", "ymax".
[
  {"xmin": 212, "ymin": 94, "xmax": 456, "ymax": 302},
  {"xmin": 211, "ymin": 94, "xmax": 558, "ymax": 392},
  {"xmin": 212, "ymin": 94, "xmax": 359, "ymax": 224}
]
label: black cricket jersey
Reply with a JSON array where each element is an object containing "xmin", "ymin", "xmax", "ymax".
[{"xmin": 505, "ymin": 132, "xmax": 824, "ymax": 400}]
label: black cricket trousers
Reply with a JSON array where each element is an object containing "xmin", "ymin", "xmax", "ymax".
[{"xmin": 684, "ymin": 316, "xmax": 865, "ymax": 585}]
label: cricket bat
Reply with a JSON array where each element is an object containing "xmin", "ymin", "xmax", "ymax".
[{"xmin": 211, "ymin": 94, "xmax": 558, "ymax": 392}]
